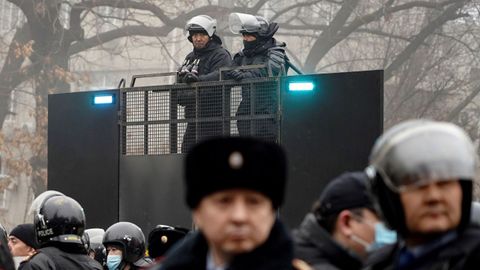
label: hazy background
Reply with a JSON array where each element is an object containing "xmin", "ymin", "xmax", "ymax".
[{"xmin": 0, "ymin": 0, "xmax": 479, "ymax": 229}]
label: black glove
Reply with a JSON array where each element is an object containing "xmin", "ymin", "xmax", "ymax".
[
  {"xmin": 229, "ymin": 70, "xmax": 246, "ymax": 81},
  {"xmin": 183, "ymin": 72, "xmax": 199, "ymax": 83}
]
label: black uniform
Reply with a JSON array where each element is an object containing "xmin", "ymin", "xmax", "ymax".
[
  {"xmin": 158, "ymin": 220, "xmax": 297, "ymax": 270},
  {"xmin": 364, "ymin": 225, "xmax": 480, "ymax": 270},
  {"xmin": 177, "ymin": 34, "xmax": 232, "ymax": 153},
  {"xmin": 231, "ymin": 37, "xmax": 287, "ymax": 141},
  {"xmin": 19, "ymin": 246, "xmax": 103, "ymax": 270},
  {"xmin": 293, "ymin": 213, "xmax": 363, "ymax": 270}
]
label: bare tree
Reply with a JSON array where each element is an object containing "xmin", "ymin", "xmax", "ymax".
[{"xmin": 0, "ymin": 0, "xmax": 479, "ymax": 220}]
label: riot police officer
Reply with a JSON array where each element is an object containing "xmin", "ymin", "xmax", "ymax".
[
  {"xmin": 21, "ymin": 194, "xmax": 103, "ymax": 269},
  {"xmin": 177, "ymin": 15, "xmax": 232, "ymax": 153},
  {"xmin": 365, "ymin": 119, "xmax": 480, "ymax": 269},
  {"xmin": 102, "ymin": 222, "xmax": 149, "ymax": 270},
  {"xmin": 228, "ymin": 13, "xmax": 289, "ymax": 141},
  {"xmin": 85, "ymin": 228, "xmax": 106, "ymax": 267}
]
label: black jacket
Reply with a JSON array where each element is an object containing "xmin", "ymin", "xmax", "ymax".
[
  {"xmin": 159, "ymin": 220, "xmax": 296, "ymax": 270},
  {"xmin": 231, "ymin": 38, "xmax": 287, "ymax": 80},
  {"xmin": 365, "ymin": 225, "xmax": 480, "ymax": 270},
  {"xmin": 19, "ymin": 246, "xmax": 103, "ymax": 270},
  {"xmin": 293, "ymin": 213, "xmax": 363, "ymax": 270},
  {"xmin": 177, "ymin": 34, "xmax": 232, "ymax": 153},
  {"xmin": 180, "ymin": 34, "xmax": 232, "ymax": 83}
]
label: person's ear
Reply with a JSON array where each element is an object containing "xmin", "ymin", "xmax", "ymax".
[{"xmin": 336, "ymin": 210, "xmax": 354, "ymax": 237}]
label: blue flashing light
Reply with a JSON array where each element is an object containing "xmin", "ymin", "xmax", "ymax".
[
  {"xmin": 94, "ymin": 95, "xmax": 113, "ymax": 105},
  {"xmin": 288, "ymin": 82, "xmax": 314, "ymax": 91}
]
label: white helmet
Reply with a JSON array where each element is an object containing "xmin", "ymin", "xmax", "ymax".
[
  {"xmin": 185, "ymin": 15, "xmax": 217, "ymax": 37},
  {"xmin": 229, "ymin": 12, "xmax": 269, "ymax": 35}
]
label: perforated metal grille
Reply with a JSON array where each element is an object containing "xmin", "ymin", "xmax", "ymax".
[{"xmin": 120, "ymin": 78, "xmax": 280, "ymax": 155}]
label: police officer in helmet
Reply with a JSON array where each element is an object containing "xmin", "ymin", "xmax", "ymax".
[
  {"xmin": 85, "ymin": 228, "xmax": 107, "ymax": 267},
  {"xmin": 228, "ymin": 13, "xmax": 288, "ymax": 141},
  {"xmin": 21, "ymin": 193, "xmax": 103, "ymax": 269},
  {"xmin": 103, "ymin": 222, "xmax": 149, "ymax": 270},
  {"xmin": 365, "ymin": 119, "xmax": 480, "ymax": 269},
  {"xmin": 177, "ymin": 14, "xmax": 232, "ymax": 153}
]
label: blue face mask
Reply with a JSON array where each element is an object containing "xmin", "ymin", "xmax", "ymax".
[
  {"xmin": 106, "ymin": 255, "xmax": 122, "ymax": 270},
  {"xmin": 350, "ymin": 222, "xmax": 397, "ymax": 253},
  {"xmin": 369, "ymin": 222, "xmax": 397, "ymax": 251}
]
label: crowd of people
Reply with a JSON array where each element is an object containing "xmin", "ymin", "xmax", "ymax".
[
  {"xmin": 1, "ymin": 11, "xmax": 480, "ymax": 270},
  {"xmin": 1, "ymin": 118, "xmax": 480, "ymax": 270}
]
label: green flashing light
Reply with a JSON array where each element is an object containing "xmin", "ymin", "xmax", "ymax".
[{"xmin": 288, "ymin": 82, "xmax": 314, "ymax": 91}]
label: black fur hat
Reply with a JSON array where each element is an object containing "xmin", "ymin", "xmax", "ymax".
[{"xmin": 185, "ymin": 137, "xmax": 287, "ymax": 209}]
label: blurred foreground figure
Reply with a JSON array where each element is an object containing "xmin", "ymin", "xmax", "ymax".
[
  {"xmin": 158, "ymin": 137, "xmax": 310, "ymax": 270},
  {"xmin": 0, "ymin": 224, "xmax": 14, "ymax": 270},
  {"xmin": 365, "ymin": 120, "xmax": 480, "ymax": 270},
  {"xmin": 293, "ymin": 172, "xmax": 396, "ymax": 270}
]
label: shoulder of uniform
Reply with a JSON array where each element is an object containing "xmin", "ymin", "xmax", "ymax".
[{"xmin": 22, "ymin": 251, "xmax": 55, "ymax": 267}]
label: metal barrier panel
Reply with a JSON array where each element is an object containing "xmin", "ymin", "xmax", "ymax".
[{"xmin": 120, "ymin": 77, "xmax": 281, "ymax": 155}]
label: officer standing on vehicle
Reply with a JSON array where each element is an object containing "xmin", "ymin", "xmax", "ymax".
[
  {"xmin": 293, "ymin": 172, "xmax": 396, "ymax": 270},
  {"xmin": 177, "ymin": 15, "xmax": 232, "ymax": 153},
  {"xmin": 228, "ymin": 13, "xmax": 288, "ymax": 141},
  {"xmin": 158, "ymin": 137, "xmax": 311, "ymax": 270},
  {"xmin": 103, "ymin": 222, "xmax": 150, "ymax": 270},
  {"xmin": 20, "ymin": 194, "xmax": 103, "ymax": 270},
  {"xmin": 365, "ymin": 119, "xmax": 480, "ymax": 269}
]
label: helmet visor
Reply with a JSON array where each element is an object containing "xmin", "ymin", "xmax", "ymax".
[
  {"xmin": 28, "ymin": 190, "xmax": 64, "ymax": 217},
  {"xmin": 229, "ymin": 12, "xmax": 262, "ymax": 34},
  {"xmin": 371, "ymin": 123, "xmax": 477, "ymax": 192}
]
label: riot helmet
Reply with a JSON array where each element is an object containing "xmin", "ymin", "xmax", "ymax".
[
  {"xmin": 229, "ymin": 12, "xmax": 269, "ymax": 36},
  {"xmin": 366, "ymin": 119, "xmax": 476, "ymax": 236},
  {"xmin": 185, "ymin": 15, "xmax": 217, "ymax": 39},
  {"xmin": 85, "ymin": 228, "xmax": 106, "ymax": 265},
  {"xmin": 34, "ymin": 195, "xmax": 86, "ymax": 247},
  {"xmin": 28, "ymin": 190, "xmax": 64, "ymax": 217},
  {"xmin": 103, "ymin": 222, "xmax": 145, "ymax": 264}
]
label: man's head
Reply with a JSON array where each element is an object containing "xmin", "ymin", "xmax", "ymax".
[
  {"xmin": 314, "ymin": 172, "xmax": 393, "ymax": 258},
  {"xmin": 33, "ymin": 195, "xmax": 86, "ymax": 248},
  {"xmin": 229, "ymin": 12, "xmax": 279, "ymax": 45},
  {"xmin": 8, "ymin": 224, "xmax": 38, "ymax": 257},
  {"xmin": 102, "ymin": 222, "xmax": 146, "ymax": 269},
  {"xmin": 185, "ymin": 137, "xmax": 287, "ymax": 259},
  {"xmin": 185, "ymin": 15, "xmax": 216, "ymax": 49},
  {"xmin": 367, "ymin": 119, "xmax": 476, "ymax": 244}
]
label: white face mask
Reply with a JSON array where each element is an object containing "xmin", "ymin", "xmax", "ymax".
[{"xmin": 13, "ymin": 256, "xmax": 28, "ymax": 268}]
